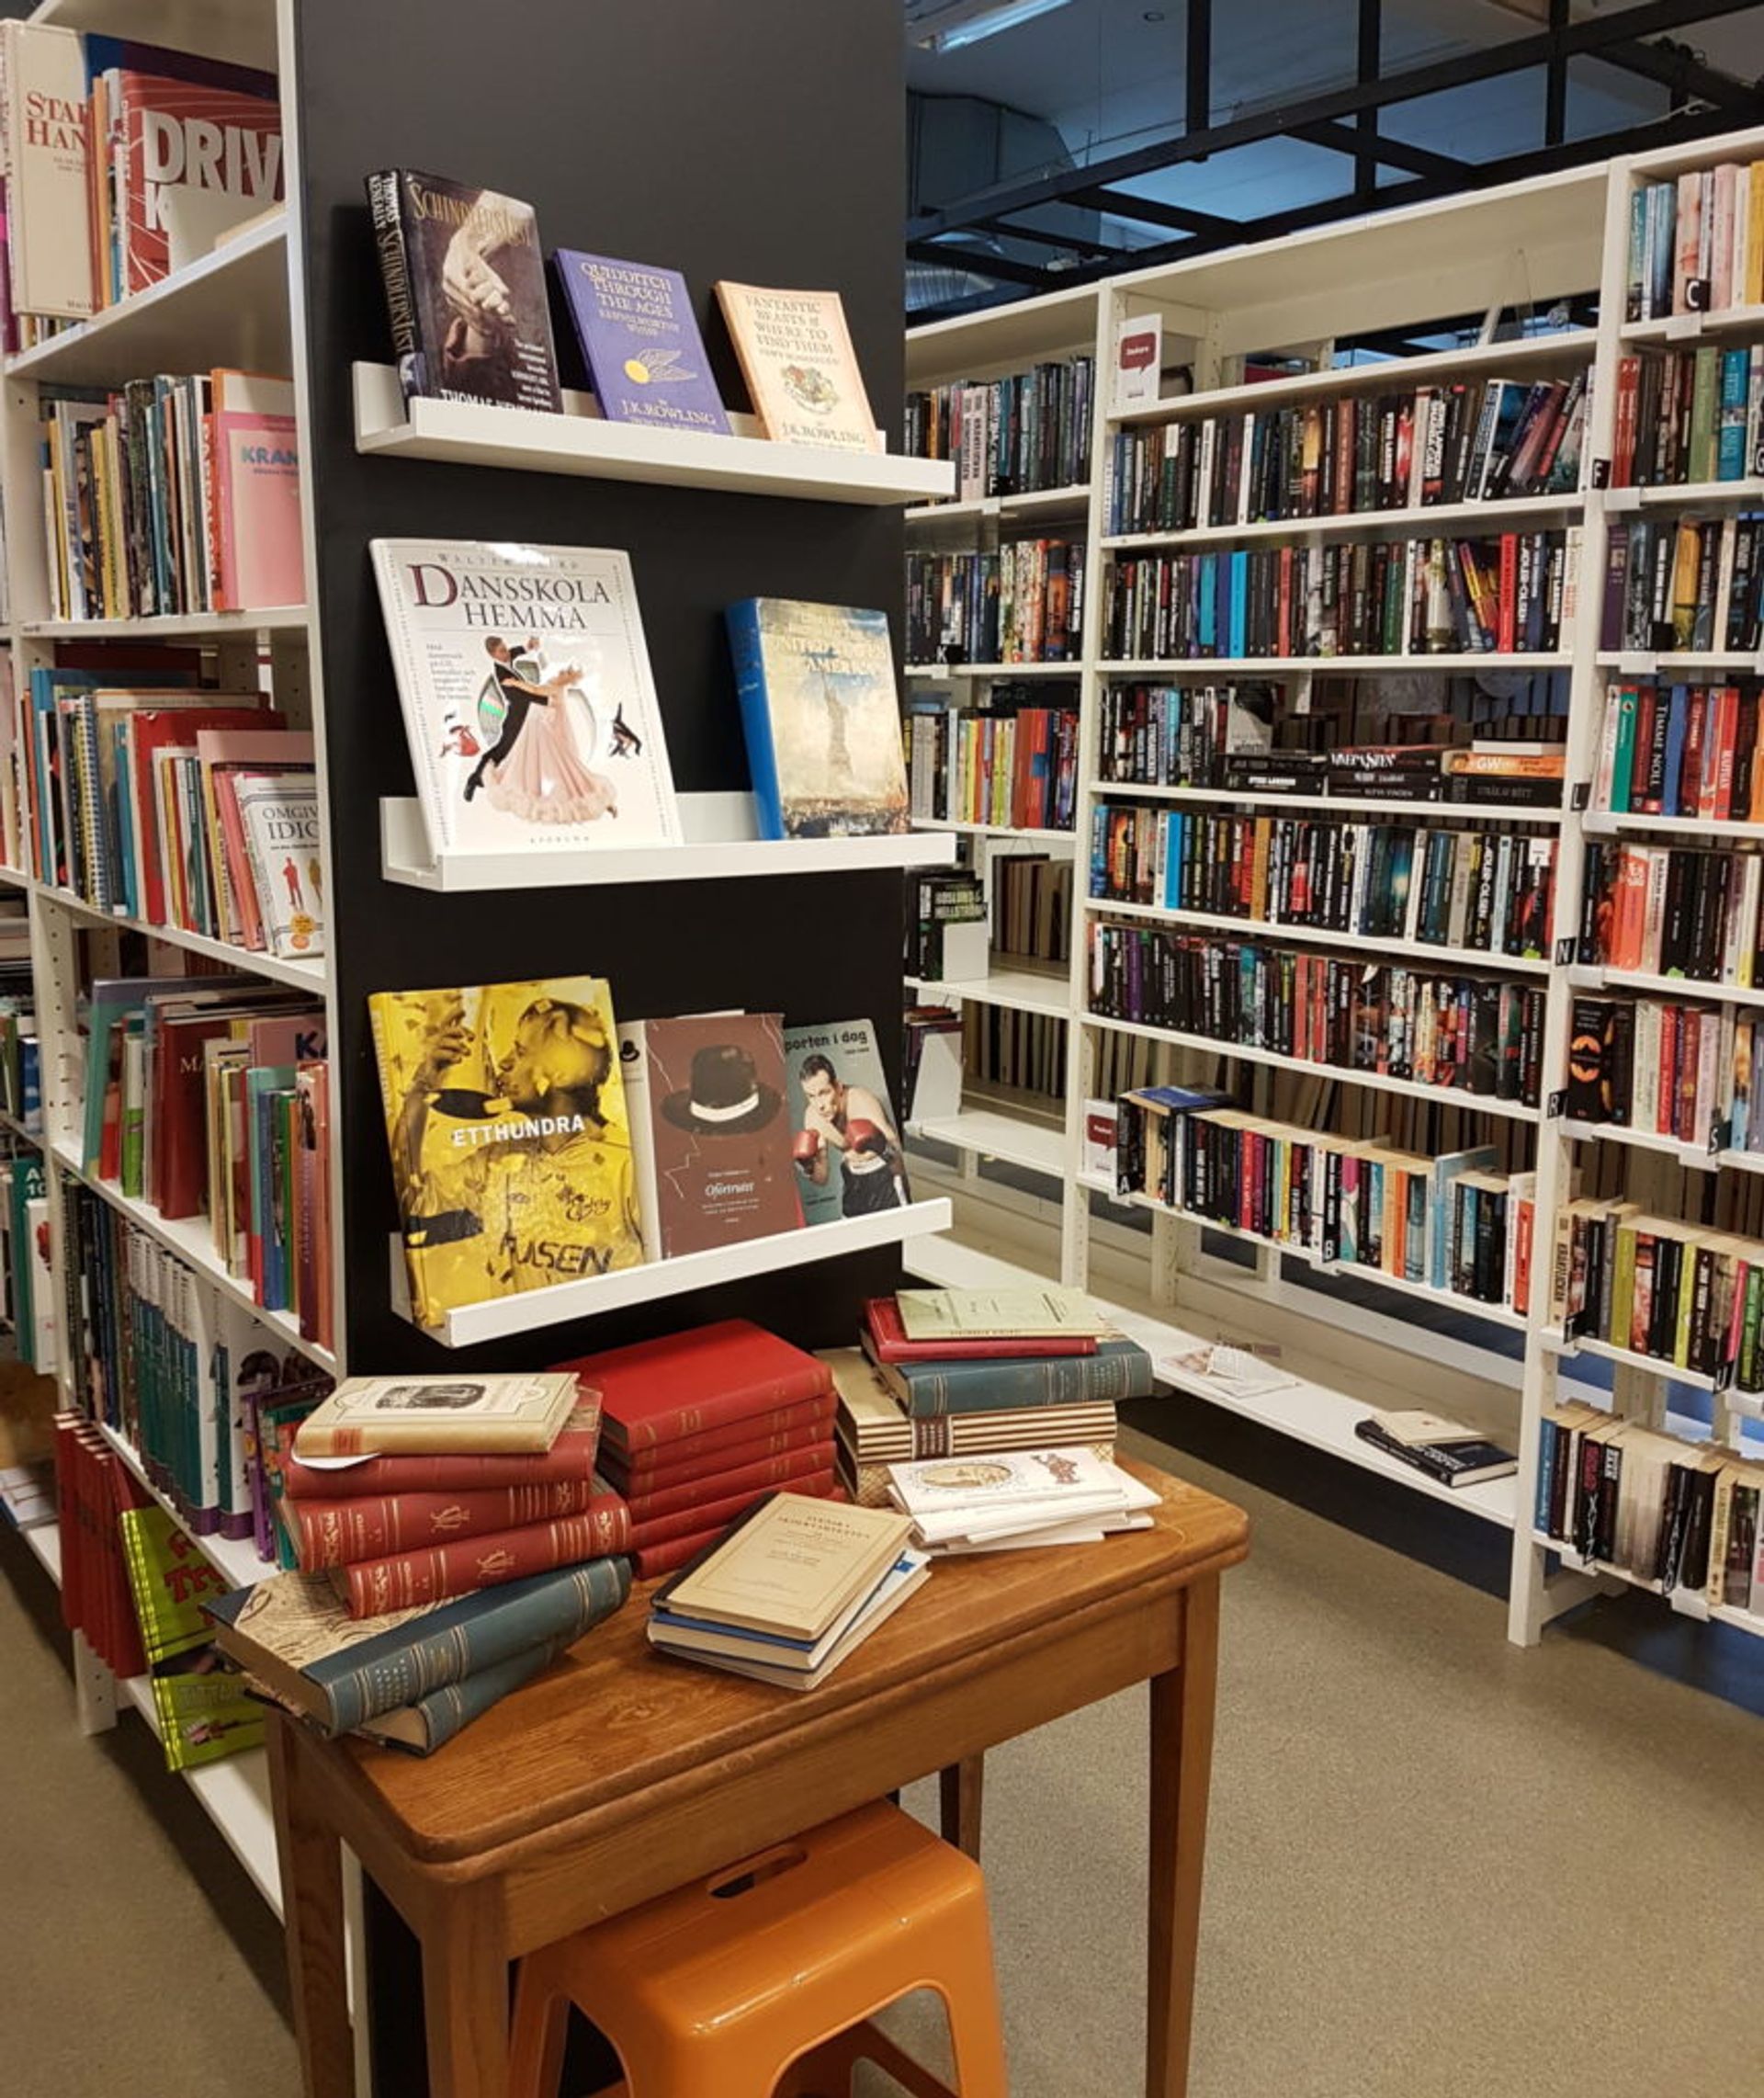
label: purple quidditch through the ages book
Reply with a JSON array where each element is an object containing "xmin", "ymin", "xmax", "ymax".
[{"xmin": 555, "ymin": 248, "xmax": 731, "ymax": 434}]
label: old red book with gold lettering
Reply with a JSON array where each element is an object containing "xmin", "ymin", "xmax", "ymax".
[
  {"xmin": 598, "ymin": 1408, "xmax": 836, "ymax": 1492},
  {"xmin": 290, "ymin": 1482, "xmax": 627, "ymax": 1571},
  {"xmin": 283, "ymin": 1401, "xmax": 602, "ymax": 1500},
  {"xmin": 554, "ymin": 1319, "xmax": 831, "ymax": 1456},
  {"xmin": 341, "ymin": 1502, "xmax": 631, "ymax": 1617},
  {"xmin": 620, "ymin": 1444, "xmax": 837, "ymax": 1524}
]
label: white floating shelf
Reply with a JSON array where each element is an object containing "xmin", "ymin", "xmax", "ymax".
[
  {"xmin": 96, "ymin": 1422, "xmax": 269, "ymax": 1594},
  {"xmin": 907, "ymin": 1107, "xmax": 1065, "ymax": 1176},
  {"xmin": 353, "ymin": 361, "xmax": 953, "ymax": 505},
  {"xmin": 910, "ymin": 815, "xmax": 1076, "ymax": 843},
  {"xmin": 412, "ymin": 1197, "xmax": 953, "ymax": 1347},
  {"xmin": 903, "ymin": 965, "xmax": 1072, "ymax": 1017},
  {"xmin": 1108, "ymin": 328, "xmax": 1597, "ymax": 428},
  {"xmin": 1581, "ymin": 809, "xmax": 1764, "ymax": 841},
  {"xmin": 1101, "ymin": 653, "xmax": 1570, "ymax": 675},
  {"xmin": 1621, "ymin": 302, "xmax": 1764, "ymax": 346},
  {"xmin": 117, "ymin": 1673, "xmax": 282, "ymax": 1915},
  {"xmin": 1594, "ymin": 650, "xmax": 1764, "ymax": 673},
  {"xmin": 906, "ymin": 482, "xmax": 1091, "ymax": 526},
  {"xmin": 904, "ymin": 661, "xmax": 1082, "ymax": 679},
  {"xmin": 1543, "ymin": 1329, "xmax": 1721, "ymax": 1391},
  {"xmin": 1619, "ymin": 478, "xmax": 1764, "ymax": 507},
  {"xmin": 1576, "ymin": 965, "xmax": 1764, "ymax": 1010},
  {"xmin": 51, "ymin": 1138, "xmax": 336, "ymax": 1375},
  {"xmin": 1083, "ymin": 896, "xmax": 1550, "ymax": 974},
  {"xmin": 1562, "ymin": 1118, "xmax": 1724, "ymax": 1171},
  {"xmin": 1102, "ymin": 490, "xmax": 1582, "ymax": 551},
  {"xmin": 1082, "ymin": 1010, "xmax": 1543, "ymax": 1123},
  {"xmin": 381, "ymin": 792, "xmax": 956, "ymax": 892},
  {"xmin": 20, "ymin": 607, "xmax": 307, "ymax": 641},
  {"xmin": 36, "ymin": 883, "xmax": 326, "ymax": 992},
  {"xmin": 1090, "ymin": 779, "xmax": 1564, "ymax": 821},
  {"xmin": 5, "ymin": 215, "xmax": 288, "ymax": 385}
]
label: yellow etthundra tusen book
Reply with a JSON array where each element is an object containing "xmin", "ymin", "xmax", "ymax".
[
  {"xmin": 369, "ymin": 977, "xmax": 646, "ymax": 1331},
  {"xmin": 293, "ymin": 1372, "xmax": 584, "ymax": 1457},
  {"xmin": 658, "ymin": 1492, "xmax": 914, "ymax": 1644}
]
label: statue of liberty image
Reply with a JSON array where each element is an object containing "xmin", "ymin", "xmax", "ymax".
[{"xmin": 801, "ymin": 639, "xmax": 858, "ymax": 796}]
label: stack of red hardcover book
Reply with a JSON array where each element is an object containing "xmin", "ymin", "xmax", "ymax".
[{"xmin": 559, "ymin": 1320, "xmax": 841, "ymax": 1578}]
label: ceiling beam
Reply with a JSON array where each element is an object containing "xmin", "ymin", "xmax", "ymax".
[
  {"xmin": 967, "ymin": 215, "xmax": 1133, "ymax": 261},
  {"xmin": 1289, "ymin": 119, "xmax": 1470, "ymax": 183},
  {"xmin": 1593, "ymin": 32, "xmax": 1762, "ymax": 110},
  {"xmin": 906, "ymin": 0, "xmax": 1763, "ymax": 240},
  {"xmin": 1065, "ymin": 185, "xmax": 1237, "ymax": 235}
]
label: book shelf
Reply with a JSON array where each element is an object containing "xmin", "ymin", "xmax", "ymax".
[
  {"xmin": 902, "ymin": 136, "xmax": 1764, "ymax": 1653},
  {"xmin": 0, "ymin": 12, "xmax": 936, "ymax": 2053}
]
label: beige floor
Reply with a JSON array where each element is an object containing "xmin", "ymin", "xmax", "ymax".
[{"xmin": 4, "ymin": 1412, "xmax": 1761, "ymax": 2098}]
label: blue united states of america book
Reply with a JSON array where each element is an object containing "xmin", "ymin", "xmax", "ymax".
[
  {"xmin": 554, "ymin": 249, "xmax": 730, "ymax": 435},
  {"xmin": 726, "ymin": 599, "xmax": 909, "ymax": 839},
  {"xmin": 372, "ymin": 539, "xmax": 680, "ymax": 859}
]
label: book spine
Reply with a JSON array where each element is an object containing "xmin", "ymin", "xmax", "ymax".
[
  {"xmin": 621, "ymin": 1441, "xmax": 837, "ymax": 1520},
  {"xmin": 311, "ymin": 1557, "xmax": 631, "ymax": 1735},
  {"xmin": 628, "ymin": 1469, "xmax": 835, "ymax": 1548},
  {"xmin": 291, "ymin": 1484, "xmax": 628, "ymax": 1570},
  {"xmin": 724, "ymin": 600, "xmax": 786, "ymax": 838},
  {"xmin": 603, "ymin": 1363, "xmax": 833, "ymax": 1453},
  {"xmin": 897, "ymin": 1345, "xmax": 1152, "ymax": 1418},
  {"xmin": 373, "ymin": 1632, "xmax": 570, "ymax": 1756},
  {"xmin": 283, "ymin": 1436, "xmax": 602, "ymax": 1499},
  {"xmin": 366, "ymin": 170, "xmax": 424, "ymax": 401},
  {"xmin": 341, "ymin": 1508, "xmax": 634, "ymax": 1616},
  {"xmin": 599, "ymin": 1401, "xmax": 837, "ymax": 1484}
]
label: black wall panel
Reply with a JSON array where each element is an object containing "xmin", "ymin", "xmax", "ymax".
[{"xmin": 291, "ymin": 0, "xmax": 910, "ymax": 1374}]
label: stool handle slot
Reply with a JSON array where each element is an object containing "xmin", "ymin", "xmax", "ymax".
[{"xmin": 707, "ymin": 1843, "xmax": 808, "ymax": 1900}]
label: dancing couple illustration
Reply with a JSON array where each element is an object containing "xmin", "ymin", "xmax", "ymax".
[{"xmin": 463, "ymin": 635, "xmax": 644, "ymax": 824}]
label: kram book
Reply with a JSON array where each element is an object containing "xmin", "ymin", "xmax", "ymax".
[
  {"xmin": 294, "ymin": 1372, "xmax": 583, "ymax": 1457},
  {"xmin": 713, "ymin": 281, "xmax": 877, "ymax": 452},
  {"xmin": 554, "ymin": 249, "xmax": 731, "ymax": 435},
  {"xmin": 635, "ymin": 1012, "xmax": 802, "ymax": 1257},
  {"xmin": 368, "ymin": 979, "xmax": 645, "ymax": 1331},
  {"xmin": 205, "ymin": 1556, "xmax": 631, "ymax": 1740},
  {"xmin": 366, "ymin": 169, "xmax": 560, "ymax": 412},
  {"xmin": 372, "ymin": 539, "xmax": 678, "ymax": 859},
  {"xmin": 783, "ymin": 1018, "xmax": 910, "ymax": 1226},
  {"xmin": 726, "ymin": 599, "xmax": 909, "ymax": 839}
]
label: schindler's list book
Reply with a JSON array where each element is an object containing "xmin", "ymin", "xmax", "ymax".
[{"xmin": 372, "ymin": 539, "xmax": 680, "ymax": 859}]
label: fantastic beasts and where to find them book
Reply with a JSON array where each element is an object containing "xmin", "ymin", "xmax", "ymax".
[{"xmin": 372, "ymin": 539, "xmax": 680, "ymax": 859}]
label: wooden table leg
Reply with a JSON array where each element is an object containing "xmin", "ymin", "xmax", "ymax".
[
  {"xmin": 939, "ymin": 1754, "xmax": 984, "ymax": 1859},
  {"xmin": 268, "ymin": 1711, "xmax": 357, "ymax": 2098},
  {"xmin": 1146, "ymin": 1574, "xmax": 1221, "ymax": 2098},
  {"xmin": 422, "ymin": 1880, "xmax": 513, "ymax": 2098}
]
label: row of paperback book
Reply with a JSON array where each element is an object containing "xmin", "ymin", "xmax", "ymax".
[
  {"xmin": 1102, "ymin": 531, "xmax": 1578, "ymax": 662},
  {"xmin": 1088, "ymin": 801, "xmax": 1556, "ymax": 960},
  {"xmin": 1, "ymin": 1150, "xmax": 53, "ymax": 1372},
  {"xmin": 23, "ymin": 663, "xmax": 322, "ymax": 958},
  {"xmin": 0, "ymin": 20, "xmax": 283, "ymax": 348},
  {"xmin": 903, "ymin": 698, "xmax": 1080, "ymax": 831},
  {"xmin": 1625, "ymin": 160, "xmax": 1764, "ymax": 323},
  {"xmin": 39, "ymin": 369, "xmax": 302, "ymax": 624},
  {"xmin": 66, "ymin": 1178, "xmax": 332, "ymax": 1546},
  {"xmin": 1611, "ymin": 345, "xmax": 1764, "ymax": 488},
  {"xmin": 990, "ymin": 852, "xmax": 1073, "ymax": 968},
  {"xmin": 369, "ymin": 982, "xmax": 913, "ymax": 1331},
  {"xmin": 1564, "ymin": 993, "xmax": 1764, "ymax": 1155},
  {"xmin": 1578, "ymin": 839, "xmax": 1764, "ymax": 990},
  {"xmin": 904, "ymin": 542, "xmax": 1088, "ymax": 667},
  {"xmin": 1602, "ymin": 516, "xmax": 1764, "ymax": 654},
  {"xmin": 1592, "ymin": 679, "xmax": 1764, "ymax": 822},
  {"xmin": 1552, "ymin": 1197, "xmax": 1764, "ymax": 1391},
  {"xmin": 1537, "ymin": 1405, "xmax": 1764, "ymax": 1618},
  {"xmin": 904, "ymin": 355, "xmax": 1095, "ymax": 500},
  {"xmin": 1085, "ymin": 922, "xmax": 1549, "ymax": 1107},
  {"xmin": 1105, "ymin": 369, "xmax": 1587, "ymax": 537},
  {"xmin": 1193, "ymin": 743, "xmax": 1566, "ymax": 808},
  {"xmin": 1114, "ymin": 1088, "xmax": 1535, "ymax": 1315},
  {"xmin": 1095, "ymin": 680, "xmax": 1274, "ymax": 788},
  {"xmin": 79, "ymin": 977, "xmax": 332, "ymax": 1342}
]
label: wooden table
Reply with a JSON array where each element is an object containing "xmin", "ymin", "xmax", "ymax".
[{"xmin": 270, "ymin": 1459, "xmax": 1249, "ymax": 2098}]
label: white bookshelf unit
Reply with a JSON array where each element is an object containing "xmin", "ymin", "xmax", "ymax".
[{"xmin": 902, "ymin": 133, "xmax": 1764, "ymax": 1652}]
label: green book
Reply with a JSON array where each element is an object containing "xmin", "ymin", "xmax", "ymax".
[
  {"xmin": 1608, "ymin": 685, "xmax": 1638, "ymax": 815},
  {"xmin": 1687, "ymin": 345, "xmax": 1720, "ymax": 485},
  {"xmin": 876, "ymin": 1336, "xmax": 1154, "ymax": 1419},
  {"xmin": 119, "ymin": 1505, "xmax": 266, "ymax": 1773}
]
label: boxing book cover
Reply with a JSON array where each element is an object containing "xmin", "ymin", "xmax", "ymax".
[
  {"xmin": 372, "ymin": 539, "xmax": 680, "ymax": 860},
  {"xmin": 368, "ymin": 977, "xmax": 645, "ymax": 1331},
  {"xmin": 783, "ymin": 1018, "xmax": 910, "ymax": 1227}
]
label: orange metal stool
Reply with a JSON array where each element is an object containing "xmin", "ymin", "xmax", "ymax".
[{"xmin": 506, "ymin": 1799, "xmax": 1010, "ymax": 2097}]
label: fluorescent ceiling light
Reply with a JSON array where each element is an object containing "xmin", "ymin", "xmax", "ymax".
[{"xmin": 916, "ymin": 0, "xmax": 1076, "ymax": 55}]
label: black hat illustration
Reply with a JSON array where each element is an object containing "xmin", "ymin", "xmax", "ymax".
[{"xmin": 661, "ymin": 1042, "xmax": 782, "ymax": 1137}]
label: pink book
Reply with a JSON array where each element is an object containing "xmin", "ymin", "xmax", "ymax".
[
  {"xmin": 195, "ymin": 728, "xmax": 307, "ymax": 947},
  {"xmin": 212, "ymin": 410, "xmax": 302, "ymax": 611}
]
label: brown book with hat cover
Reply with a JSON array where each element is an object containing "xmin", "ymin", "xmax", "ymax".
[{"xmin": 642, "ymin": 1012, "xmax": 803, "ymax": 1256}]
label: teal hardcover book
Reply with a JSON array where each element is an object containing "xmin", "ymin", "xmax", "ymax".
[
  {"xmin": 355, "ymin": 1631, "xmax": 571, "ymax": 1755},
  {"xmin": 205, "ymin": 1554, "xmax": 631, "ymax": 1737},
  {"xmin": 876, "ymin": 1337, "xmax": 1154, "ymax": 1419}
]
